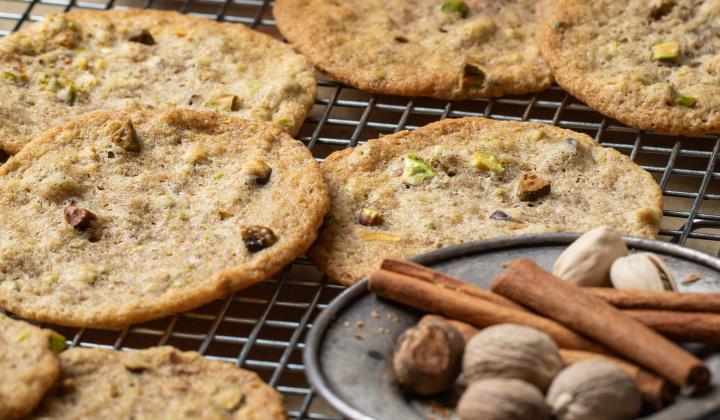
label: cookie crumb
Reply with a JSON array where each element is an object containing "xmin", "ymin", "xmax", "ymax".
[
  {"xmin": 353, "ymin": 333, "xmax": 364, "ymax": 341},
  {"xmin": 682, "ymin": 273, "xmax": 702, "ymax": 285},
  {"xmin": 356, "ymin": 320, "xmax": 365, "ymax": 328},
  {"xmin": 370, "ymin": 310, "xmax": 379, "ymax": 319}
]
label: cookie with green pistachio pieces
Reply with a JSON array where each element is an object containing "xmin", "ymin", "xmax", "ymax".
[
  {"xmin": 541, "ymin": 0, "xmax": 720, "ymax": 135},
  {"xmin": 0, "ymin": 109, "xmax": 329, "ymax": 327},
  {"xmin": 273, "ymin": 0, "xmax": 553, "ymax": 100},
  {"xmin": 30, "ymin": 346, "xmax": 287, "ymax": 419},
  {"xmin": 308, "ymin": 117, "xmax": 662, "ymax": 286},
  {"xmin": 0, "ymin": 8, "xmax": 316, "ymax": 155},
  {"xmin": 0, "ymin": 315, "xmax": 65, "ymax": 420}
]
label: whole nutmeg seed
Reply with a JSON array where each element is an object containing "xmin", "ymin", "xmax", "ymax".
[
  {"xmin": 392, "ymin": 322, "xmax": 464, "ymax": 396},
  {"xmin": 553, "ymin": 226, "xmax": 628, "ymax": 287},
  {"xmin": 547, "ymin": 360, "xmax": 642, "ymax": 420},
  {"xmin": 458, "ymin": 378, "xmax": 550, "ymax": 420},
  {"xmin": 463, "ymin": 324, "xmax": 563, "ymax": 391},
  {"xmin": 610, "ymin": 252, "xmax": 676, "ymax": 291}
]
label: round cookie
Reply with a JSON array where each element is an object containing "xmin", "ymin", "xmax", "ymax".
[
  {"xmin": 0, "ymin": 109, "xmax": 329, "ymax": 327},
  {"xmin": 273, "ymin": 0, "xmax": 553, "ymax": 100},
  {"xmin": 0, "ymin": 315, "xmax": 65, "ymax": 420},
  {"xmin": 0, "ymin": 8, "xmax": 316, "ymax": 155},
  {"xmin": 308, "ymin": 117, "xmax": 662, "ymax": 286},
  {"xmin": 541, "ymin": 0, "xmax": 720, "ymax": 135},
  {"xmin": 30, "ymin": 346, "xmax": 286, "ymax": 419}
]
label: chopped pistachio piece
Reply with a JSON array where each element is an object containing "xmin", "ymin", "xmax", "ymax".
[
  {"xmin": 358, "ymin": 208, "xmax": 383, "ymax": 226},
  {"xmin": 244, "ymin": 159, "xmax": 272, "ymax": 185},
  {"xmin": 651, "ymin": 42, "xmax": 679, "ymax": 62},
  {"xmin": 17, "ymin": 331, "xmax": 29, "ymax": 342},
  {"xmin": 275, "ymin": 117, "xmax": 291, "ymax": 126},
  {"xmin": 489, "ymin": 210, "xmax": 513, "ymax": 221},
  {"xmin": 109, "ymin": 119, "xmax": 141, "ymax": 152},
  {"xmin": 241, "ymin": 225, "xmax": 278, "ymax": 252},
  {"xmin": 65, "ymin": 85, "xmax": 79, "ymax": 106},
  {"xmin": 517, "ymin": 173, "xmax": 551, "ymax": 201},
  {"xmin": 494, "ymin": 188, "xmax": 506, "ymax": 197},
  {"xmin": 402, "ymin": 153, "xmax": 436, "ymax": 185},
  {"xmin": 64, "ymin": 201, "xmax": 96, "ymax": 231},
  {"xmin": 48, "ymin": 333, "xmax": 67, "ymax": 353},
  {"xmin": 552, "ymin": 21, "xmax": 566, "ymax": 31},
  {"xmin": 425, "ymin": 220, "xmax": 437, "ymax": 230},
  {"xmin": 441, "ymin": 0, "xmax": 469, "ymax": 18},
  {"xmin": 675, "ymin": 95, "xmax": 696, "ymax": 107},
  {"xmin": 3, "ymin": 71, "xmax": 17, "ymax": 83},
  {"xmin": 360, "ymin": 231, "xmax": 402, "ymax": 242},
  {"xmin": 473, "ymin": 151, "xmax": 504, "ymax": 172},
  {"xmin": 128, "ymin": 29, "xmax": 155, "ymax": 45},
  {"xmin": 216, "ymin": 94, "xmax": 240, "ymax": 111},
  {"xmin": 214, "ymin": 172, "xmax": 225, "ymax": 180},
  {"xmin": 461, "ymin": 63, "xmax": 485, "ymax": 90}
]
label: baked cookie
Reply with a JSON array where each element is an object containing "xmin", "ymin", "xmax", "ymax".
[
  {"xmin": 0, "ymin": 315, "xmax": 65, "ymax": 420},
  {"xmin": 541, "ymin": 0, "xmax": 720, "ymax": 135},
  {"xmin": 308, "ymin": 117, "xmax": 662, "ymax": 285},
  {"xmin": 273, "ymin": 0, "xmax": 552, "ymax": 99},
  {"xmin": 0, "ymin": 109, "xmax": 329, "ymax": 327},
  {"xmin": 31, "ymin": 346, "xmax": 286, "ymax": 419},
  {"xmin": 0, "ymin": 8, "xmax": 316, "ymax": 155}
]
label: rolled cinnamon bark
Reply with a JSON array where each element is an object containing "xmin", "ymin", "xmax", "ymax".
[
  {"xmin": 624, "ymin": 310, "xmax": 720, "ymax": 344},
  {"xmin": 491, "ymin": 258, "xmax": 710, "ymax": 388},
  {"xmin": 588, "ymin": 287, "xmax": 720, "ymax": 313},
  {"xmin": 381, "ymin": 258, "xmax": 524, "ymax": 310},
  {"xmin": 369, "ymin": 269, "xmax": 607, "ymax": 353},
  {"xmin": 560, "ymin": 349, "xmax": 677, "ymax": 410}
]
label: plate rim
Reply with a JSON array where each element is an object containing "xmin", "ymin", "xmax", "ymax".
[{"xmin": 303, "ymin": 233, "xmax": 720, "ymax": 420}]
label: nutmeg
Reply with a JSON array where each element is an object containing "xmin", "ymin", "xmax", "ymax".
[
  {"xmin": 392, "ymin": 322, "xmax": 464, "ymax": 396},
  {"xmin": 458, "ymin": 378, "xmax": 550, "ymax": 420},
  {"xmin": 463, "ymin": 324, "xmax": 563, "ymax": 391}
]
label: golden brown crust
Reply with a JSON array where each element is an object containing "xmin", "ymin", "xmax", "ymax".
[
  {"xmin": 273, "ymin": 0, "xmax": 553, "ymax": 100},
  {"xmin": 0, "ymin": 9, "xmax": 316, "ymax": 155},
  {"xmin": 0, "ymin": 109, "xmax": 329, "ymax": 327},
  {"xmin": 540, "ymin": 0, "xmax": 720, "ymax": 135},
  {"xmin": 309, "ymin": 117, "xmax": 663, "ymax": 286}
]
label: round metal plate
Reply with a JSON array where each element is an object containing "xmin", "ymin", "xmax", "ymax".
[{"xmin": 304, "ymin": 234, "xmax": 720, "ymax": 420}]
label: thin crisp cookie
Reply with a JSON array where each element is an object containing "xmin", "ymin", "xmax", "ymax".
[
  {"xmin": 308, "ymin": 117, "xmax": 663, "ymax": 286},
  {"xmin": 0, "ymin": 9, "xmax": 316, "ymax": 155},
  {"xmin": 0, "ymin": 109, "xmax": 329, "ymax": 327},
  {"xmin": 274, "ymin": 0, "xmax": 553, "ymax": 100}
]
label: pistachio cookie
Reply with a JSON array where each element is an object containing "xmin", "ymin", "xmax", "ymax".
[
  {"xmin": 541, "ymin": 0, "xmax": 720, "ymax": 135},
  {"xmin": 0, "ymin": 109, "xmax": 329, "ymax": 327},
  {"xmin": 273, "ymin": 0, "xmax": 552, "ymax": 99},
  {"xmin": 0, "ymin": 9, "xmax": 316, "ymax": 155},
  {"xmin": 31, "ymin": 346, "xmax": 286, "ymax": 419},
  {"xmin": 308, "ymin": 117, "xmax": 662, "ymax": 285},
  {"xmin": 0, "ymin": 315, "xmax": 66, "ymax": 419}
]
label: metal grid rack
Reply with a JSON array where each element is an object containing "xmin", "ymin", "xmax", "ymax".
[{"xmin": 1, "ymin": 0, "xmax": 719, "ymax": 418}]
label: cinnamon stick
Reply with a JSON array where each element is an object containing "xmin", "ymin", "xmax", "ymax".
[
  {"xmin": 381, "ymin": 258, "xmax": 525, "ymax": 310},
  {"xmin": 624, "ymin": 310, "xmax": 720, "ymax": 344},
  {"xmin": 560, "ymin": 349, "xmax": 678, "ymax": 410},
  {"xmin": 369, "ymin": 269, "xmax": 607, "ymax": 353},
  {"xmin": 491, "ymin": 258, "xmax": 709, "ymax": 388},
  {"xmin": 588, "ymin": 287, "xmax": 720, "ymax": 313}
]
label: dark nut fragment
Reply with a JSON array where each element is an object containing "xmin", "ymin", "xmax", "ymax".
[
  {"xmin": 244, "ymin": 159, "xmax": 272, "ymax": 185},
  {"xmin": 64, "ymin": 201, "xmax": 96, "ymax": 231},
  {"xmin": 517, "ymin": 173, "xmax": 551, "ymax": 201},
  {"xmin": 110, "ymin": 119, "xmax": 141, "ymax": 152},
  {"xmin": 216, "ymin": 95, "xmax": 241, "ymax": 111},
  {"xmin": 241, "ymin": 225, "xmax": 278, "ymax": 252},
  {"xmin": 489, "ymin": 210, "xmax": 513, "ymax": 221},
  {"xmin": 54, "ymin": 30, "xmax": 79, "ymax": 49},
  {"xmin": 461, "ymin": 63, "xmax": 485, "ymax": 90},
  {"xmin": 128, "ymin": 29, "xmax": 155, "ymax": 45},
  {"xmin": 357, "ymin": 208, "xmax": 383, "ymax": 226}
]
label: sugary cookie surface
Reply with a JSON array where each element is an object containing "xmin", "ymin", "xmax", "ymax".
[
  {"xmin": 309, "ymin": 117, "xmax": 663, "ymax": 285},
  {"xmin": 0, "ymin": 109, "xmax": 329, "ymax": 327},
  {"xmin": 274, "ymin": 0, "xmax": 552, "ymax": 99},
  {"xmin": 542, "ymin": 0, "xmax": 720, "ymax": 135},
  {"xmin": 0, "ymin": 9, "xmax": 316, "ymax": 154},
  {"xmin": 31, "ymin": 346, "xmax": 287, "ymax": 419}
]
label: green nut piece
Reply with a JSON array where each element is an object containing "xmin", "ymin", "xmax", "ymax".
[
  {"xmin": 3, "ymin": 71, "xmax": 17, "ymax": 83},
  {"xmin": 552, "ymin": 21, "xmax": 567, "ymax": 31},
  {"xmin": 17, "ymin": 331, "xmax": 29, "ymax": 342},
  {"xmin": 358, "ymin": 208, "xmax": 383, "ymax": 226},
  {"xmin": 402, "ymin": 153, "xmax": 436, "ymax": 185},
  {"xmin": 461, "ymin": 63, "xmax": 485, "ymax": 90},
  {"xmin": 441, "ymin": 0, "xmax": 469, "ymax": 18},
  {"xmin": 675, "ymin": 95, "xmax": 696, "ymax": 107},
  {"xmin": 473, "ymin": 151, "xmax": 504, "ymax": 173},
  {"xmin": 48, "ymin": 333, "xmax": 67, "ymax": 353},
  {"xmin": 651, "ymin": 42, "xmax": 679, "ymax": 62}
]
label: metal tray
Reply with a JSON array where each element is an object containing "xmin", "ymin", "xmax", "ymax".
[{"xmin": 305, "ymin": 234, "xmax": 720, "ymax": 420}]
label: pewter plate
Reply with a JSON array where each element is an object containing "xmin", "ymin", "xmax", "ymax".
[{"xmin": 304, "ymin": 234, "xmax": 720, "ymax": 420}]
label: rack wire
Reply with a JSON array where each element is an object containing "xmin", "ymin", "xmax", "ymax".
[{"xmin": 1, "ymin": 0, "xmax": 719, "ymax": 418}]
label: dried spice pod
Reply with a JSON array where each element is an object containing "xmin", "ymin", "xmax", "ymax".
[
  {"xmin": 458, "ymin": 378, "xmax": 550, "ymax": 420},
  {"xmin": 553, "ymin": 226, "xmax": 628, "ymax": 287},
  {"xmin": 463, "ymin": 324, "xmax": 563, "ymax": 391}
]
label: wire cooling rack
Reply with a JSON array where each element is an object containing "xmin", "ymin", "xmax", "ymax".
[{"xmin": 1, "ymin": 0, "xmax": 720, "ymax": 418}]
